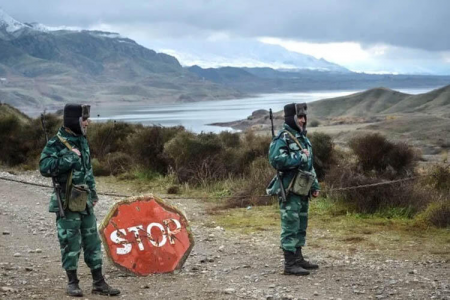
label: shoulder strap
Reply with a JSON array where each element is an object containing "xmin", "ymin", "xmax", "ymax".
[
  {"xmin": 57, "ymin": 133, "xmax": 74, "ymax": 201},
  {"xmin": 57, "ymin": 133, "xmax": 73, "ymax": 151},
  {"xmin": 283, "ymin": 130, "xmax": 304, "ymax": 150}
]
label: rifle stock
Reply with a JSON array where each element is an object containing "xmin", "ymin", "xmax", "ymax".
[
  {"xmin": 41, "ymin": 114, "xmax": 65, "ymax": 218},
  {"xmin": 269, "ymin": 109, "xmax": 288, "ymax": 202}
]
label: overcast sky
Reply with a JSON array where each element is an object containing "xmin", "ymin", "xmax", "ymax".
[{"xmin": 1, "ymin": 0, "xmax": 450, "ymax": 74}]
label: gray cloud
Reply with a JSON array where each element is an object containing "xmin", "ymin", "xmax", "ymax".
[{"xmin": 1, "ymin": 0, "xmax": 450, "ymax": 51}]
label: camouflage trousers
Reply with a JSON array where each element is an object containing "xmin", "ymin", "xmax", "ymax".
[
  {"xmin": 56, "ymin": 211, "xmax": 102, "ymax": 271},
  {"xmin": 279, "ymin": 194, "xmax": 309, "ymax": 252}
]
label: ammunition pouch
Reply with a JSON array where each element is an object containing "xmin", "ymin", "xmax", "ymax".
[
  {"xmin": 288, "ymin": 169, "xmax": 315, "ymax": 196},
  {"xmin": 64, "ymin": 172, "xmax": 88, "ymax": 212}
]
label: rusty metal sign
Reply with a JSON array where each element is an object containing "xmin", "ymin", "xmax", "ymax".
[{"xmin": 99, "ymin": 195, "xmax": 194, "ymax": 276}]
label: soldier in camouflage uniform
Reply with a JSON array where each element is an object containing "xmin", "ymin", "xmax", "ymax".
[
  {"xmin": 267, "ymin": 103, "xmax": 320, "ymax": 276},
  {"xmin": 40, "ymin": 104, "xmax": 120, "ymax": 297}
]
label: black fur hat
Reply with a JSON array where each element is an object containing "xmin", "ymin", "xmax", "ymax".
[
  {"xmin": 284, "ymin": 103, "xmax": 307, "ymax": 132},
  {"xmin": 63, "ymin": 104, "xmax": 90, "ymax": 135}
]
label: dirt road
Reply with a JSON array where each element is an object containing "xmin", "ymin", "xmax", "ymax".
[{"xmin": 0, "ymin": 171, "xmax": 449, "ymax": 300}]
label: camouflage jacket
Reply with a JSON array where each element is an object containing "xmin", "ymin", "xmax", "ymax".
[
  {"xmin": 267, "ymin": 123, "xmax": 320, "ymax": 196},
  {"xmin": 39, "ymin": 127, "xmax": 98, "ymax": 213}
]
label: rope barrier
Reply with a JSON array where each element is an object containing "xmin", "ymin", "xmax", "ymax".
[
  {"xmin": 326, "ymin": 176, "xmax": 420, "ymax": 192},
  {"xmin": 0, "ymin": 176, "xmax": 131, "ymax": 198},
  {"xmin": 0, "ymin": 173, "xmax": 427, "ymax": 200}
]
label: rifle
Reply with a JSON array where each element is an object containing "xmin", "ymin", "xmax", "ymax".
[
  {"xmin": 269, "ymin": 109, "xmax": 288, "ymax": 202},
  {"xmin": 41, "ymin": 113, "xmax": 65, "ymax": 218}
]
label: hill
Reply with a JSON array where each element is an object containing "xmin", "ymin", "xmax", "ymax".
[
  {"xmin": 308, "ymin": 85, "xmax": 450, "ymax": 118},
  {"xmin": 0, "ymin": 103, "xmax": 31, "ymax": 123}
]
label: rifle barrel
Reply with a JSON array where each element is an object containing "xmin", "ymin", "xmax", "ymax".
[
  {"xmin": 269, "ymin": 109, "xmax": 275, "ymax": 137},
  {"xmin": 41, "ymin": 113, "xmax": 65, "ymax": 218},
  {"xmin": 269, "ymin": 108, "xmax": 287, "ymax": 202}
]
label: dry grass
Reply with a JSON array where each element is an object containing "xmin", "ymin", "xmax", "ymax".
[{"xmin": 210, "ymin": 197, "xmax": 450, "ymax": 260}]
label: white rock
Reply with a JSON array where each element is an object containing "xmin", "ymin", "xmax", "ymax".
[{"xmin": 224, "ymin": 288, "xmax": 236, "ymax": 294}]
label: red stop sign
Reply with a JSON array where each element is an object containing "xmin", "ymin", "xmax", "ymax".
[{"xmin": 99, "ymin": 195, "xmax": 194, "ymax": 276}]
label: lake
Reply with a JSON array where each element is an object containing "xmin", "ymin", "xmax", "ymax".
[{"xmin": 91, "ymin": 87, "xmax": 439, "ymax": 133}]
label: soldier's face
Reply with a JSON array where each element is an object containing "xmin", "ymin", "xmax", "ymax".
[
  {"xmin": 297, "ymin": 115, "xmax": 306, "ymax": 129},
  {"xmin": 81, "ymin": 118, "xmax": 90, "ymax": 130}
]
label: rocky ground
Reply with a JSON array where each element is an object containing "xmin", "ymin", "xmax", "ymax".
[{"xmin": 0, "ymin": 171, "xmax": 449, "ymax": 300}]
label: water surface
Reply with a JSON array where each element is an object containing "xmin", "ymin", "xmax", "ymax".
[{"xmin": 91, "ymin": 87, "xmax": 438, "ymax": 133}]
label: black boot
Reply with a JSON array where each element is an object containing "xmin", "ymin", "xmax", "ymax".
[
  {"xmin": 295, "ymin": 247, "xmax": 319, "ymax": 270},
  {"xmin": 283, "ymin": 250, "xmax": 310, "ymax": 276},
  {"xmin": 66, "ymin": 270, "xmax": 83, "ymax": 297},
  {"xmin": 91, "ymin": 268, "xmax": 120, "ymax": 296}
]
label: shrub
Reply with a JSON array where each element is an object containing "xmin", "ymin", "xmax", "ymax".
[
  {"xmin": 309, "ymin": 132, "xmax": 336, "ymax": 181},
  {"xmin": 309, "ymin": 119, "xmax": 320, "ymax": 127},
  {"xmin": 103, "ymin": 152, "xmax": 133, "ymax": 176},
  {"xmin": 164, "ymin": 131, "xmax": 225, "ymax": 184},
  {"xmin": 385, "ymin": 141, "xmax": 418, "ymax": 176},
  {"xmin": 88, "ymin": 121, "xmax": 135, "ymax": 158},
  {"xmin": 324, "ymin": 164, "xmax": 430, "ymax": 215},
  {"xmin": 425, "ymin": 164, "xmax": 450, "ymax": 194},
  {"xmin": 0, "ymin": 115, "xmax": 29, "ymax": 166},
  {"xmin": 221, "ymin": 157, "xmax": 277, "ymax": 209},
  {"xmin": 218, "ymin": 131, "xmax": 241, "ymax": 148},
  {"xmin": 164, "ymin": 129, "xmax": 271, "ymax": 185},
  {"xmin": 92, "ymin": 158, "xmax": 112, "ymax": 176},
  {"xmin": 349, "ymin": 133, "xmax": 417, "ymax": 177},
  {"xmin": 224, "ymin": 131, "xmax": 271, "ymax": 175},
  {"xmin": 129, "ymin": 125, "xmax": 182, "ymax": 174},
  {"xmin": 167, "ymin": 185, "xmax": 180, "ymax": 194},
  {"xmin": 419, "ymin": 200, "xmax": 450, "ymax": 228},
  {"xmin": 24, "ymin": 113, "xmax": 61, "ymax": 167}
]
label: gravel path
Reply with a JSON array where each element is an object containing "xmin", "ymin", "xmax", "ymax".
[{"xmin": 0, "ymin": 171, "xmax": 449, "ymax": 300}]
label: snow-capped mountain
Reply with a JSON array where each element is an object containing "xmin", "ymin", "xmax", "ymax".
[
  {"xmin": 0, "ymin": 8, "xmax": 26, "ymax": 33},
  {"xmin": 150, "ymin": 39, "xmax": 351, "ymax": 73},
  {"xmin": 0, "ymin": 9, "xmax": 122, "ymax": 39},
  {"xmin": 0, "ymin": 8, "xmax": 348, "ymax": 73}
]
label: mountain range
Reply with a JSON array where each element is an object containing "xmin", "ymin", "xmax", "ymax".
[
  {"xmin": 150, "ymin": 39, "xmax": 350, "ymax": 73},
  {"xmin": 0, "ymin": 9, "xmax": 241, "ymax": 114},
  {"xmin": 1, "ymin": 9, "xmax": 450, "ymax": 116}
]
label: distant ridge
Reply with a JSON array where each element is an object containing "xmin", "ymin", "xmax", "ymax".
[
  {"xmin": 214, "ymin": 85, "xmax": 450, "ymax": 133},
  {"xmin": 309, "ymin": 85, "xmax": 450, "ymax": 117},
  {"xmin": 384, "ymin": 85, "xmax": 450, "ymax": 114},
  {"xmin": 188, "ymin": 65, "xmax": 450, "ymax": 94}
]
